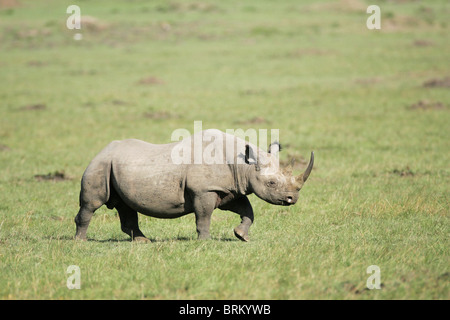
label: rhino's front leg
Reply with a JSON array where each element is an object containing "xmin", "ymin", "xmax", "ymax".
[
  {"xmin": 220, "ymin": 196, "xmax": 254, "ymax": 242},
  {"xmin": 192, "ymin": 192, "xmax": 217, "ymax": 240}
]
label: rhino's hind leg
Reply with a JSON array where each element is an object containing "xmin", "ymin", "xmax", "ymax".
[
  {"xmin": 75, "ymin": 154, "xmax": 113, "ymax": 240},
  {"xmin": 116, "ymin": 202, "xmax": 149, "ymax": 242},
  {"xmin": 75, "ymin": 206, "xmax": 97, "ymax": 241}
]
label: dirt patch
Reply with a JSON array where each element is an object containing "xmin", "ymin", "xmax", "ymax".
[
  {"xmin": 354, "ymin": 77, "xmax": 382, "ymax": 86},
  {"xmin": 0, "ymin": 0, "xmax": 20, "ymax": 9},
  {"xmin": 383, "ymin": 14, "xmax": 423, "ymax": 32},
  {"xmin": 308, "ymin": 0, "xmax": 366, "ymax": 13},
  {"xmin": 235, "ymin": 116, "xmax": 270, "ymax": 125},
  {"xmin": 19, "ymin": 103, "xmax": 46, "ymax": 111},
  {"xmin": 288, "ymin": 48, "xmax": 334, "ymax": 58},
  {"xmin": 111, "ymin": 99, "xmax": 129, "ymax": 106},
  {"xmin": 143, "ymin": 110, "xmax": 179, "ymax": 120},
  {"xmin": 239, "ymin": 89, "xmax": 267, "ymax": 96},
  {"xmin": 34, "ymin": 170, "xmax": 71, "ymax": 182},
  {"xmin": 15, "ymin": 28, "xmax": 52, "ymax": 39},
  {"xmin": 413, "ymin": 40, "xmax": 434, "ymax": 47},
  {"xmin": 422, "ymin": 77, "xmax": 450, "ymax": 88},
  {"xmin": 26, "ymin": 60, "xmax": 47, "ymax": 67},
  {"xmin": 408, "ymin": 100, "xmax": 446, "ymax": 110},
  {"xmin": 0, "ymin": 144, "xmax": 10, "ymax": 151},
  {"xmin": 391, "ymin": 167, "xmax": 415, "ymax": 177},
  {"xmin": 138, "ymin": 76, "xmax": 165, "ymax": 85},
  {"xmin": 156, "ymin": 2, "xmax": 221, "ymax": 13},
  {"xmin": 80, "ymin": 16, "xmax": 109, "ymax": 32}
]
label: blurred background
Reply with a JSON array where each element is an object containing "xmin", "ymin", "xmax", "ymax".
[{"xmin": 0, "ymin": 0, "xmax": 448, "ymax": 299}]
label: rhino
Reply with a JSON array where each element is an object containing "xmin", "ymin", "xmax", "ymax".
[{"xmin": 74, "ymin": 129, "xmax": 314, "ymax": 242}]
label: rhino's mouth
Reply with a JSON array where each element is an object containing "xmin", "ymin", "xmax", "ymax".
[
  {"xmin": 280, "ymin": 199, "xmax": 293, "ymax": 206},
  {"xmin": 262, "ymin": 196, "xmax": 295, "ymax": 206},
  {"xmin": 279, "ymin": 195, "xmax": 297, "ymax": 206}
]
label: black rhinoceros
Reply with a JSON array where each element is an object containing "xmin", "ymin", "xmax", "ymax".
[{"xmin": 74, "ymin": 129, "xmax": 313, "ymax": 242}]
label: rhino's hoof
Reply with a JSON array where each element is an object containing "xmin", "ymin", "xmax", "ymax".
[
  {"xmin": 133, "ymin": 236, "xmax": 151, "ymax": 243},
  {"xmin": 74, "ymin": 235, "xmax": 87, "ymax": 241},
  {"xmin": 234, "ymin": 228, "xmax": 249, "ymax": 242}
]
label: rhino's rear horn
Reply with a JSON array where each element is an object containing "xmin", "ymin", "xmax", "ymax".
[{"xmin": 282, "ymin": 158, "xmax": 295, "ymax": 176}]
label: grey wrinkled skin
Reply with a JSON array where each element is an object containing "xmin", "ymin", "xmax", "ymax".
[{"xmin": 74, "ymin": 130, "xmax": 314, "ymax": 242}]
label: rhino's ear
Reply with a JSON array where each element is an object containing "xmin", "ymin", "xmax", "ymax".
[
  {"xmin": 268, "ymin": 142, "xmax": 282, "ymax": 155},
  {"xmin": 245, "ymin": 144, "xmax": 260, "ymax": 171}
]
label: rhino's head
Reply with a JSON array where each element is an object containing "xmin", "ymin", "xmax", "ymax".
[{"xmin": 245, "ymin": 143, "xmax": 314, "ymax": 206}]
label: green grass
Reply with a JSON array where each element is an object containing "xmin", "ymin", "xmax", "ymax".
[{"xmin": 0, "ymin": 0, "xmax": 449, "ymax": 299}]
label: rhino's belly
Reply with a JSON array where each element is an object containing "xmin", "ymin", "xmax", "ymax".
[{"xmin": 111, "ymin": 162, "xmax": 192, "ymax": 218}]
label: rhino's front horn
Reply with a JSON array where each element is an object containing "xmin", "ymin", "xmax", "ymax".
[{"xmin": 297, "ymin": 151, "xmax": 314, "ymax": 184}]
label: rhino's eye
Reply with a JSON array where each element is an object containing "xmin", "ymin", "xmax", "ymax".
[{"xmin": 267, "ymin": 180, "xmax": 277, "ymax": 187}]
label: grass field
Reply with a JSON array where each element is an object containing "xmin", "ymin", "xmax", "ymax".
[{"xmin": 0, "ymin": 0, "xmax": 449, "ymax": 299}]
